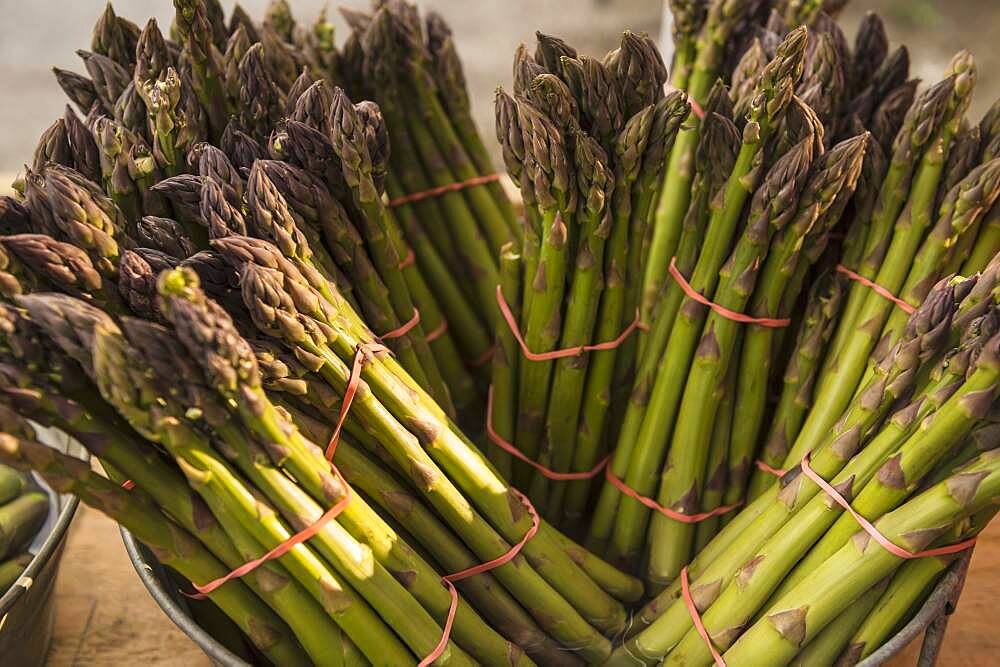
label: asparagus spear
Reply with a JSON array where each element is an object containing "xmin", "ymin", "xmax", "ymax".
[
  {"xmin": 53, "ymin": 68, "xmax": 99, "ymax": 115},
  {"xmin": 328, "ymin": 87, "xmax": 453, "ymax": 413},
  {"xmin": 489, "ymin": 244, "xmax": 521, "ymax": 481},
  {"xmin": 583, "ymin": 99, "xmax": 739, "ymax": 537},
  {"xmin": 641, "ymin": 0, "xmax": 763, "ymax": 321},
  {"xmin": 172, "ymin": 0, "xmax": 231, "ymax": 137},
  {"xmin": 425, "ymin": 11, "xmax": 519, "ymax": 236},
  {"xmin": 510, "ymin": 98, "xmax": 575, "ymax": 491}
]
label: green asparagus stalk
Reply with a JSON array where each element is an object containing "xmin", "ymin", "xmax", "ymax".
[
  {"xmin": 172, "ymin": 0, "xmax": 231, "ymax": 138},
  {"xmin": 0, "ymin": 491, "xmax": 47, "ymax": 560},
  {"xmin": 424, "ymin": 11, "xmax": 519, "ymax": 237},
  {"xmin": 789, "ymin": 578, "xmax": 890, "ymax": 666},
  {"xmin": 163, "ymin": 263, "xmax": 622, "ymax": 661},
  {"xmin": 510, "ymin": 98, "xmax": 575, "ymax": 491},
  {"xmin": 489, "ymin": 244, "xmax": 521, "ymax": 481},
  {"xmin": 0, "ymin": 553, "xmax": 32, "ymax": 593},
  {"xmin": 641, "ymin": 0, "xmax": 763, "ymax": 321},
  {"xmin": 328, "ymin": 87, "xmax": 453, "ymax": 413},
  {"xmin": 53, "ymin": 68, "xmax": 99, "ymax": 115},
  {"xmin": 643, "ymin": 131, "xmax": 826, "ymax": 583}
]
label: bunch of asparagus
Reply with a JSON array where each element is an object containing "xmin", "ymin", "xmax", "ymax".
[
  {"xmin": 489, "ymin": 28, "xmax": 691, "ymax": 521},
  {"xmin": 38, "ymin": 0, "xmax": 513, "ymax": 423},
  {"xmin": 0, "ymin": 460, "xmax": 48, "ymax": 593},
  {"xmin": 2, "ymin": 0, "xmax": 1000, "ymax": 664},
  {"xmin": 606, "ymin": 272, "xmax": 1000, "ymax": 665},
  {"xmin": 0, "ymin": 1, "xmax": 645, "ymax": 664}
]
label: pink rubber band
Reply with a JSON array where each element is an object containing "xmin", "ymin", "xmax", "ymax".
[
  {"xmin": 425, "ymin": 320, "xmax": 449, "ymax": 343},
  {"xmin": 419, "ymin": 486, "xmax": 540, "ymax": 666},
  {"xmin": 388, "ymin": 174, "xmax": 502, "ymax": 208},
  {"xmin": 495, "ymin": 284, "xmax": 648, "ymax": 362},
  {"xmin": 800, "ymin": 452, "xmax": 977, "ymax": 559},
  {"xmin": 755, "ymin": 460, "xmax": 787, "ymax": 478},
  {"xmin": 604, "ymin": 467, "xmax": 742, "ymax": 523},
  {"xmin": 398, "ymin": 247, "xmax": 416, "ymax": 270},
  {"xmin": 669, "ymin": 258, "xmax": 791, "ymax": 328},
  {"xmin": 380, "ymin": 308, "xmax": 421, "ymax": 341},
  {"xmin": 667, "ymin": 86, "xmax": 706, "ymax": 121},
  {"xmin": 485, "ymin": 385, "xmax": 610, "ymax": 481},
  {"xmin": 681, "ymin": 566, "xmax": 727, "ymax": 667},
  {"xmin": 836, "ymin": 264, "xmax": 915, "ymax": 315},
  {"xmin": 188, "ymin": 341, "xmax": 393, "ymax": 599},
  {"xmin": 468, "ymin": 344, "xmax": 497, "ymax": 367}
]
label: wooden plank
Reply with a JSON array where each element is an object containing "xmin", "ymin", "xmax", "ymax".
[{"xmin": 46, "ymin": 506, "xmax": 210, "ymax": 667}]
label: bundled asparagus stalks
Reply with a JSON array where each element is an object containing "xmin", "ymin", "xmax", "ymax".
[{"xmin": 4, "ymin": 0, "xmax": 1000, "ymax": 664}]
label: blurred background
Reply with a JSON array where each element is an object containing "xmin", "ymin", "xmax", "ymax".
[{"xmin": 0, "ymin": 0, "xmax": 997, "ymax": 180}]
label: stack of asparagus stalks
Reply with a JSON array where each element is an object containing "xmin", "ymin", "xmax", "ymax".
[
  {"xmin": 40, "ymin": 0, "xmax": 512, "ymax": 424},
  {"xmin": 0, "ymin": 459, "xmax": 48, "ymax": 592},
  {"xmin": 0, "ymin": 1, "xmax": 644, "ymax": 664},
  {"xmin": 3, "ymin": 0, "xmax": 1000, "ymax": 664}
]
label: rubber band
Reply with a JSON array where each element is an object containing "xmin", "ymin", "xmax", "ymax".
[
  {"xmin": 666, "ymin": 86, "xmax": 706, "ymax": 121},
  {"xmin": 380, "ymin": 308, "xmax": 421, "ymax": 341},
  {"xmin": 325, "ymin": 342, "xmax": 388, "ymax": 461},
  {"xmin": 496, "ymin": 285, "xmax": 648, "ymax": 362},
  {"xmin": 425, "ymin": 319, "xmax": 449, "ymax": 343},
  {"xmin": 419, "ymin": 486, "xmax": 540, "ymax": 666},
  {"xmin": 485, "ymin": 385, "xmax": 610, "ymax": 480},
  {"xmin": 604, "ymin": 467, "xmax": 742, "ymax": 523},
  {"xmin": 681, "ymin": 566, "xmax": 727, "ymax": 667},
  {"xmin": 836, "ymin": 265, "xmax": 915, "ymax": 315},
  {"xmin": 755, "ymin": 460, "xmax": 787, "ymax": 478},
  {"xmin": 800, "ymin": 452, "xmax": 977, "ymax": 559},
  {"xmin": 188, "ymin": 341, "xmax": 391, "ymax": 600},
  {"xmin": 121, "ymin": 479, "xmax": 135, "ymax": 490},
  {"xmin": 398, "ymin": 247, "xmax": 416, "ymax": 270},
  {"xmin": 388, "ymin": 174, "xmax": 501, "ymax": 208},
  {"xmin": 669, "ymin": 258, "xmax": 791, "ymax": 328},
  {"xmin": 468, "ymin": 344, "xmax": 497, "ymax": 367}
]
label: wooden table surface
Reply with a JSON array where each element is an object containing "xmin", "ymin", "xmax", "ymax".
[{"xmin": 45, "ymin": 505, "xmax": 1000, "ymax": 666}]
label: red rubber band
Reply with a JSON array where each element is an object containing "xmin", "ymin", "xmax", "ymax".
[
  {"xmin": 485, "ymin": 385, "xmax": 610, "ymax": 481},
  {"xmin": 121, "ymin": 479, "xmax": 135, "ymax": 490},
  {"xmin": 187, "ymin": 341, "xmax": 391, "ymax": 600},
  {"xmin": 419, "ymin": 486, "xmax": 540, "ymax": 666},
  {"xmin": 800, "ymin": 452, "xmax": 976, "ymax": 559},
  {"xmin": 604, "ymin": 467, "xmax": 742, "ymax": 523},
  {"xmin": 398, "ymin": 247, "xmax": 416, "ymax": 270},
  {"xmin": 495, "ymin": 284, "xmax": 648, "ymax": 362},
  {"xmin": 836, "ymin": 265, "xmax": 915, "ymax": 315},
  {"xmin": 325, "ymin": 342, "xmax": 388, "ymax": 461},
  {"xmin": 669, "ymin": 258, "xmax": 791, "ymax": 328},
  {"xmin": 379, "ymin": 308, "xmax": 421, "ymax": 341},
  {"xmin": 425, "ymin": 319, "xmax": 449, "ymax": 343},
  {"xmin": 667, "ymin": 86, "xmax": 706, "ymax": 121},
  {"xmin": 755, "ymin": 460, "xmax": 787, "ymax": 478},
  {"xmin": 681, "ymin": 566, "xmax": 727, "ymax": 667},
  {"xmin": 388, "ymin": 174, "xmax": 501, "ymax": 208},
  {"xmin": 468, "ymin": 344, "xmax": 497, "ymax": 367}
]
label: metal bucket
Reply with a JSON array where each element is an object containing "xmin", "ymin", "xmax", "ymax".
[
  {"xmin": 121, "ymin": 528, "xmax": 250, "ymax": 667},
  {"xmin": 0, "ymin": 431, "xmax": 85, "ymax": 667},
  {"xmin": 122, "ymin": 530, "xmax": 970, "ymax": 666}
]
